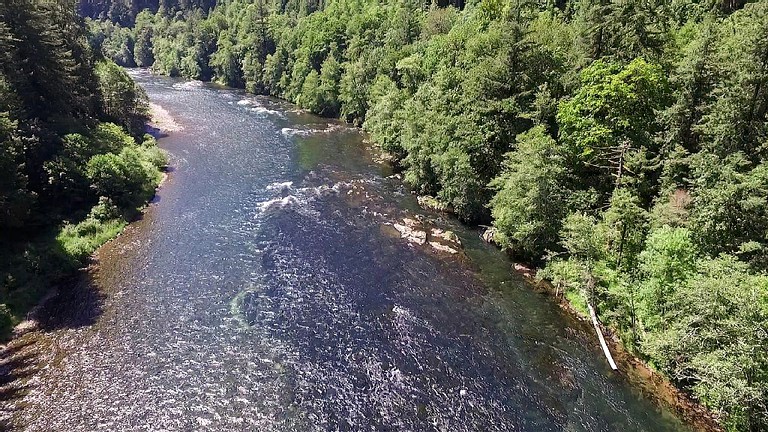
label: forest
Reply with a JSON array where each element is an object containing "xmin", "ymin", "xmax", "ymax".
[
  {"xmin": 0, "ymin": 0, "xmax": 165, "ymax": 345},
  {"xmin": 7, "ymin": 0, "xmax": 768, "ymax": 429}
]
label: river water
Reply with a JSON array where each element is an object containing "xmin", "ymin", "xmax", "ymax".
[{"xmin": 2, "ymin": 71, "xmax": 691, "ymax": 431}]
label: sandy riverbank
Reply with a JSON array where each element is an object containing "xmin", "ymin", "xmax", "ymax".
[{"xmin": 149, "ymin": 102, "xmax": 183, "ymax": 133}]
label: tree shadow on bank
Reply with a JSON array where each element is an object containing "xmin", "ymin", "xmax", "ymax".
[
  {"xmin": 0, "ymin": 337, "xmax": 45, "ymax": 428},
  {"xmin": 1, "ymin": 227, "xmax": 107, "ymax": 335},
  {"xmin": 35, "ymin": 270, "xmax": 105, "ymax": 332},
  {"xmin": 0, "ymin": 233, "xmax": 106, "ymax": 427}
]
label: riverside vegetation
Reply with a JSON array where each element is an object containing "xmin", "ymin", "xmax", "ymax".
[
  {"xmin": 0, "ymin": 1, "xmax": 166, "ymax": 341},
  {"xmin": 24, "ymin": 0, "xmax": 768, "ymax": 429}
]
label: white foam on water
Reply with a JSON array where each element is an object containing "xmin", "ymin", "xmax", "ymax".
[
  {"xmin": 281, "ymin": 127, "xmax": 314, "ymax": 137},
  {"xmin": 257, "ymin": 195, "xmax": 301, "ymax": 214},
  {"xmin": 265, "ymin": 181, "xmax": 293, "ymax": 192},
  {"xmin": 255, "ymin": 180, "xmax": 353, "ymax": 219},
  {"xmin": 249, "ymin": 107, "xmax": 285, "ymax": 117},
  {"xmin": 172, "ymin": 80, "xmax": 205, "ymax": 90},
  {"xmin": 280, "ymin": 124, "xmax": 348, "ymax": 137}
]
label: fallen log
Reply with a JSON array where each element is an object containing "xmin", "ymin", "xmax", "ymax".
[{"xmin": 588, "ymin": 302, "xmax": 618, "ymax": 371}]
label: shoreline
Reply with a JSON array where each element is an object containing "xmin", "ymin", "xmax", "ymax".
[
  {"xmin": 512, "ymin": 266, "xmax": 722, "ymax": 432},
  {"xmin": 381, "ymin": 155, "xmax": 722, "ymax": 430},
  {"xmin": 413, "ymin": 192, "xmax": 720, "ymax": 430},
  {"xmin": 146, "ymin": 72, "xmax": 720, "ymax": 431},
  {"xmin": 0, "ymin": 183, "xmax": 168, "ymax": 348},
  {"xmin": 0, "ymin": 107, "xmax": 175, "ymax": 346},
  {"xmin": 2, "ymin": 83, "xmax": 716, "ymax": 430},
  {"xmin": 0, "ymin": 107, "xmax": 175, "ymax": 428}
]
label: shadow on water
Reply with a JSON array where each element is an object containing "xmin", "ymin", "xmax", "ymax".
[{"xmin": 0, "ymin": 339, "xmax": 41, "ymax": 428}]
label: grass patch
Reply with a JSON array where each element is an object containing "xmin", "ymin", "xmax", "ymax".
[
  {"xmin": 564, "ymin": 288, "xmax": 590, "ymax": 318},
  {"xmin": 0, "ymin": 215, "xmax": 128, "ymax": 340},
  {"xmin": 56, "ymin": 218, "xmax": 127, "ymax": 264}
]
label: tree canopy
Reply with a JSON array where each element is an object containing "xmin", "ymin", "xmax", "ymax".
[
  {"xmin": 68, "ymin": 0, "xmax": 768, "ymax": 428},
  {"xmin": 0, "ymin": 0, "xmax": 165, "ymax": 339}
]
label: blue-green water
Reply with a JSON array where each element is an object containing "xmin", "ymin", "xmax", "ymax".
[{"xmin": 4, "ymin": 71, "xmax": 690, "ymax": 431}]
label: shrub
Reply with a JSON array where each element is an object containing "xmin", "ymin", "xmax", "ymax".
[
  {"xmin": 86, "ymin": 147, "xmax": 155, "ymax": 209},
  {"xmin": 57, "ymin": 217, "xmax": 126, "ymax": 264}
]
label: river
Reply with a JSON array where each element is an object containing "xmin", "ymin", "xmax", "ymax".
[{"xmin": 1, "ymin": 71, "xmax": 692, "ymax": 431}]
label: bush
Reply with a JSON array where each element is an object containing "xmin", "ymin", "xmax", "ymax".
[
  {"xmin": 86, "ymin": 147, "xmax": 156, "ymax": 209},
  {"xmin": 139, "ymin": 135, "xmax": 168, "ymax": 169},
  {"xmin": 92, "ymin": 122, "xmax": 136, "ymax": 154},
  {"xmin": 94, "ymin": 62, "xmax": 149, "ymax": 135},
  {"xmin": 57, "ymin": 216, "xmax": 126, "ymax": 264},
  {"xmin": 89, "ymin": 196, "xmax": 121, "ymax": 221}
]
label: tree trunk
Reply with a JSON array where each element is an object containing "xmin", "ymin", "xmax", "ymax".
[{"xmin": 588, "ymin": 301, "xmax": 618, "ymax": 371}]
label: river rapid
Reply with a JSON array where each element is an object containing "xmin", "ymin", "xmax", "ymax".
[{"xmin": 0, "ymin": 71, "xmax": 692, "ymax": 431}]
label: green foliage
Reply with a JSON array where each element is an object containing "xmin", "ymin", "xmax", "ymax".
[
  {"xmin": 86, "ymin": 146, "xmax": 160, "ymax": 209},
  {"xmin": 0, "ymin": 0, "xmax": 163, "ymax": 228},
  {"xmin": 696, "ymin": 2, "xmax": 768, "ymax": 161},
  {"xmin": 1, "ymin": 0, "xmax": 166, "ymax": 341},
  {"xmin": 88, "ymin": 18, "xmax": 137, "ymax": 66},
  {"xmin": 643, "ymin": 255, "xmax": 768, "ymax": 431},
  {"xmin": 637, "ymin": 226, "xmax": 698, "ymax": 330},
  {"xmin": 601, "ymin": 188, "xmax": 648, "ymax": 272},
  {"xmin": 79, "ymin": 0, "xmax": 768, "ymax": 428},
  {"xmin": 689, "ymin": 153, "xmax": 768, "ymax": 267},
  {"xmin": 133, "ymin": 10, "xmax": 156, "ymax": 67},
  {"xmin": 0, "ymin": 111, "xmax": 33, "ymax": 227},
  {"xmin": 489, "ymin": 126, "xmax": 567, "ymax": 260},
  {"xmin": 95, "ymin": 59, "xmax": 149, "ymax": 136},
  {"xmin": 57, "ymin": 216, "xmax": 127, "ymax": 264},
  {"xmin": 363, "ymin": 76, "xmax": 408, "ymax": 159},
  {"xmin": 559, "ymin": 212, "xmax": 606, "ymax": 264},
  {"xmin": 43, "ymin": 133, "xmax": 94, "ymax": 206},
  {"xmin": 557, "ymin": 58, "xmax": 668, "ymax": 204},
  {"xmin": 572, "ymin": 0, "xmax": 668, "ymax": 63}
]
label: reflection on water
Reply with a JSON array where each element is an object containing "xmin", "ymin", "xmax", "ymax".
[{"xmin": 3, "ymin": 70, "xmax": 689, "ymax": 431}]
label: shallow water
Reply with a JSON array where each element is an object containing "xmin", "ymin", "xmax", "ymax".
[{"xmin": 5, "ymin": 71, "xmax": 690, "ymax": 431}]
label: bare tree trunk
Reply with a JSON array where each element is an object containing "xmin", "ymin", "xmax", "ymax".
[
  {"xmin": 584, "ymin": 272, "xmax": 618, "ymax": 370},
  {"xmin": 588, "ymin": 301, "xmax": 618, "ymax": 371}
]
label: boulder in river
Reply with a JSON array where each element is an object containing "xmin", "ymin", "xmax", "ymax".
[
  {"xmin": 388, "ymin": 218, "xmax": 462, "ymax": 254},
  {"xmin": 429, "ymin": 241, "xmax": 458, "ymax": 254},
  {"xmin": 428, "ymin": 228, "xmax": 461, "ymax": 254},
  {"xmin": 393, "ymin": 219, "xmax": 427, "ymax": 245},
  {"xmin": 430, "ymin": 228, "xmax": 460, "ymax": 244},
  {"xmin": 481, "ymin": 227, "xmax": 498, "ymax": 244}
]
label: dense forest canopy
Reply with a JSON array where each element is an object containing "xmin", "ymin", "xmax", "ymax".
[
  {"xmin": 0, "ymin": 0, "xmax": 165, "ymax": 340},
  {"xmin": 16, "ymin": 0, "xmax": 768, "ymax": 429},
  {"xmin": 79, "ymin": 0, "xmax": 217, "ymax": 25}
]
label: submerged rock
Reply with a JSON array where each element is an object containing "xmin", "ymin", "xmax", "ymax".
[
  {"xmin": 430, "ymin": 228, "xmax": 460, "ymax": 244},
  {"xmin": 429, "ymin": 241, "xmax": 458, "ymax": 254},
  {"xmin": 386, "ymin": 216, "xmax": 463, "ymax": 254},
  {"xmin": 428, "ymin": 228, "xmax": 461, "ymax": 254},
  {"xmin": 393, "ymin": 220, "xmax": 427, "ymax": 245},
  {"xmin": 481, "ymin": 227, "xmax": 497, "ymax": 244}
]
